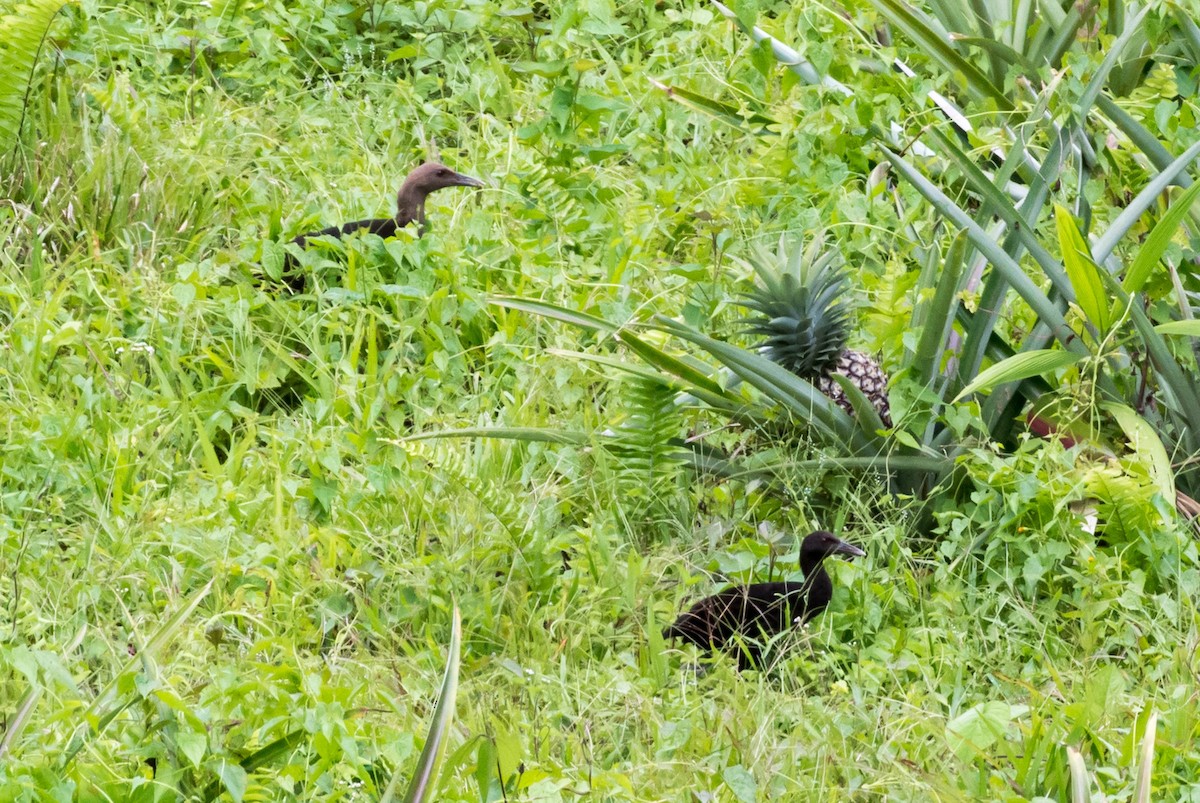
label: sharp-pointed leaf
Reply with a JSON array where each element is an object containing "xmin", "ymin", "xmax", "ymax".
[
  {"xmin": 1133, "ymin": 710, "xmax": 1158, "ymax": 803},
  {"xmin": 400, "ymin": 428, "xmax": 591, "ymax": 445},
  {"xmin": 649, "ymin": 78, "xmax": 777, "ymax": 133},
  {"xmin": 883, "ymin": 148, "xmax": 1081, "ymax": 350},
  {"xmin": 489, "ymin": 296, "xmax": 618, "ymax": 333},
  {"xmin": 954, "ymin": 349, "xmax": 1084, "ymax": 402},
  {"xmin": 388, "ymin": 607, "xmax": 461, "ymax": 803},
  {"xmin": 1153, "ymin": 320, "xmax": 1200, "ymax": 337},
  {"xmin": 1055, "ymin": 205, "xmax": 1111, "ymax": 335},
  {"xmin": 1122, "ymin": 180, "xmax": 1200, "ymax": 293}
]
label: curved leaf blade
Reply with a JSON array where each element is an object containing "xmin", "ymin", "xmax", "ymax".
[{"xmin": 954, "ymin": 349, "xmax": 1084, "ymax": 402}]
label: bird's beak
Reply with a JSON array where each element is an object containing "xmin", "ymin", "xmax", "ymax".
[
  {"xmin": 835, "ymin": 540, "xmax": 866, "ymax": 558},
  {"xmin": 453, "ymin": 171, "xmax": 486, "ymax": 188}
]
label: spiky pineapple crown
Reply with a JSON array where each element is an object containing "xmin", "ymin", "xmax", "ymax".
[{"xmin": 738, "ymin": 237, "xmax": 851, "ymax": 380}]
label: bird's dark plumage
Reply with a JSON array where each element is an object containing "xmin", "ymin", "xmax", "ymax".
[
  {"xmin": 663, "ymin": 530, "xmax": 865, "ymax": 670},
  {"xmin": 282, "ymin": 161, "xmax": 484, "ymax": 290}
]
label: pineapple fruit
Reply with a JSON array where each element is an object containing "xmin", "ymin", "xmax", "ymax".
[{"xmin": 738, "ymin": 237, "xmax": 891, "ymax": 426}]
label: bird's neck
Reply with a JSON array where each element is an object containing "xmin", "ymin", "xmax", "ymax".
[
  {"xmin": 799, "ymin": 554, "xmax": 832, "ymax": 597},
  {"xmin": 396, "ymin": 187, "xmax": 427, "ymax": 229}
]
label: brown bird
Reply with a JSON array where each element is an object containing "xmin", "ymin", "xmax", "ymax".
[
  {"xmin": 282, "ymin": 161, "xmax": 484, "ymax": 290},
  {"xmin": 663, "ymin": 530, "xmax": 865, "ymax": 670}
]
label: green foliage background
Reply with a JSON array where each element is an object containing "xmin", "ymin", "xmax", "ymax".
[{"xmin": 1, "ymin": 0, "xmax": 1199, "ymax": 800}]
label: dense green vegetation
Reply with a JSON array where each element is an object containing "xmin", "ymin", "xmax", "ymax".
[{"xmin": 2, "ymin": 0, "xmax": 1199, "ymax": 799}]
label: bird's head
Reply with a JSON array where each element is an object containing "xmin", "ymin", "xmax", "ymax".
[
  {"xmin": 800, "ymin": 530, "xmax": 866, "ymax": 560},
  {"xmin": 403, "ymin": 161, "xmax": 486, "ymax": 195}
]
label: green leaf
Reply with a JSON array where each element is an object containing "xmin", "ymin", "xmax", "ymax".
[
  {"xmin": 914, "ymin": 232, "xmax": 965, "ymax": 386},
  {"xmin": 401, "ymin": 428, "xmax": 590, "ymax": 446},
  {"xmin": 488, "ymin": 296, "xmax": 618, "ymax": 333},
  {"xmin": 214, "ymin": 760, "xmax": 248, "ymax": 803},
  {"xmin": 883, "ymin": 148, "xmax": 1080, "ymax": 351},
  {"xmin": 1067, "ymin": 746, "xmax": 1092, "ymax": 803},
  {"xmin": 1102, "ymin": 402, "xmax": 1175, "ymax": 506},
  {"xmin": 721, "ymin": 765, "xmax": 757, "ymax": 803},
  {"xmin": 1123, "ymin": 179, "xmax": 1200, "ymax": 294},
  {"xmin": 946, "ymin": 701, "xmax": 1025, "ymax": 763},
  {"xmin": 1055, "ymin": 205, "xmax": 1111, "ymax": 336},
  {"xmin": 1153, "ymin": 320, "xmax": 1200, "ymax": 337},
  {"xmin": 649, "ymin": 78, "xmax": 777, "ymax": 134},
  {"xmin": 0, "ymin": 0, "xmax": 72, "ymax": 154},
  {"xmin": 396, "ymin": 606, "xmax": 462, "ymax": 803},
  {"xmin": 1093, "ymin": 140, "xmax": 1200, "ymax": 267},
  {"xmin": 866, "ymin": 0, "xmax": 1010, "ymax": 109},
  {"xmin": 1133, "ymin": 710, "xmax": 1158, "ymax": 803},
  {"xmin": 954, "ymin": 349, "xmax": 1085, "ymax": 402}
]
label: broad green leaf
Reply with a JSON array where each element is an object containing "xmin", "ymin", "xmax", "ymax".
[
  {"xmin": 1153, "ymin": 320, "xmax": 1200, "ymax": 337},
  {"xmin": 722, "ymin": 765, "xmax": 757, "ymax": 803},
  {"xmin": 1056, "ymin": 206, "xmax": 1111, "ymax": 336},
  {"xmin": 1123, "ymin": 179, "xmax": 1200, "ymax": 293},
  {"xmin": 1103, "ymin": 402, "xmax": 1175, "ymax": 506},
  {"xmin": 214, "ymin": 760, "xmax": 248, "ymax": 803},
  {"xmin": 954, "ymin": 350, "xmax": 1084, "ymax": 402},
  {"xmin": 946, "ymin": 701, "xmax": 1025, "ymax": 763}
]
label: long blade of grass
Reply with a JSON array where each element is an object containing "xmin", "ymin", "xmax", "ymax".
[
  {"xmin": 1154, "ymin": 320, "xmax": 1200, "ymax": 337},
  {"xmin": 199, "ymin": 728, "xmax": 310, "ymax": 802},
  {"xmin": 617, "ymin": 330, "xmax": 728, "ymax": 397},
  {"xmin": 925, "ymin": 125, "xmax": 1070, "ymax": 295},
  {"xmin": 1076, "ymin": 5, "xmax": 1150, "ymax": 115},
  {"xmin": 914, "ymin": 232, "xmax": 965, "ymax": 387},
  {"xmin": 399, "ymin": 428, "xmax": 591, "ymax": 445},
  {"xmin": 1122, "ymin": 181, "xmax": 1200, "ymax": 294},
  {"xmin": 868, "ymin": 0, "xmax": 1011, "ymax": 109},
  {"xmin": 1097, "ymin": 96, "xmax": 1192, "ymax": 187},
  {"xmin": 652, "ymin": 316, "xmax": 861, "ymax": 448},
  {"xmin": 0, "ymin": 685, "xmax": 42, "ymax": 760}
]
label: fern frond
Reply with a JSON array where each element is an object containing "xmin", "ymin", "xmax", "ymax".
[
  {"xmin": 0, "ymin": 0, "xmax": 72, "ymax": 155},
  {"xmin": 610, "ymin": 375, "xmax": 686, "ymax": 513}
]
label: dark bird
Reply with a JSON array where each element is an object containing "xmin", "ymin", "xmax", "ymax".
[
  {"xmin": 282, "ymin": 161, "xmax": 484, "ymax": 290},
  {"xmin": 663, "ymin": 530, "xmax": 865, "ymax": 670}
]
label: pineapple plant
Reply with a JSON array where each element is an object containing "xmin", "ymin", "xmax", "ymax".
[{"xmin": 738, "ymin": 237, "xmax": 892, "ymax": 426}]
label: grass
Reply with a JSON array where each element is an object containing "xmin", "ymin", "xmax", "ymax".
[{"xmin": 1, "ymin": 0, "xmax": 1199, "ymax": 800}]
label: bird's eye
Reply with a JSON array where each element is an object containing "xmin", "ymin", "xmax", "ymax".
[{"xmin": 439, "ymin": 169, "xmax": 450, "ymax": 176}]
